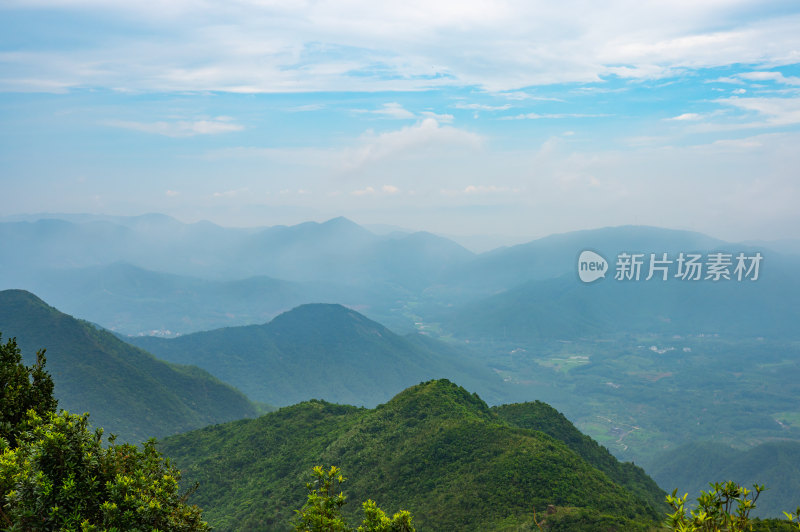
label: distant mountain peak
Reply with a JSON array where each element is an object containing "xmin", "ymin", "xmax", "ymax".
[
  {"xmin": 384, "ymin": 378, "xmax": 491, "ymax": 419},
  {"xmin": 276, "ymin": 302, "xmax": 353, "ymax": 315},
  {"xmin": 322, "ymin": 215, "xmax": 358, "ymax": 226},
  {"xmin": 268, "ymin": 303, "xmax": 382, "ymax": 331},
  {"xmin": 318, "ymin": 216, "xmax": 375, "ymax": 237}
]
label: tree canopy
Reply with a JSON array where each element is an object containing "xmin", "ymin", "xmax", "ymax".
[
  {"xmin": 0, "ymin": 334, "xmax": 57, "ymax": 449},
  {"xmin": 293, "ymin": 466, "xmax": 414, "ymax": 532},
  {"xmin": 0, "ymin": 331, "xmax": 209, "ymax": 531}
]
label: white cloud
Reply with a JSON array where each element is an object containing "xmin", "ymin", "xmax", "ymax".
[
  {"xmin": 501, "ymin": 113, "xmax": 608, "ymax": 120},
  {"xmin": 717, "ymin": 96, "xmax": 800, "ymax": 127},
  {"xmin": 3, "ymin": 1, "xmax": 800, "ymax": 93},
  {"xmin": 441, "ymin": 184, "xmax": 515, "ymax": 196},
  {"xmin": 706, "ymin": 137, "xmax": 764, "ymax": 150},
  {"xmin": 463, "ymin": 184, "xmax": 512, "ymax": 194},
  {"xmin": 667, "ymin": 113, "xmax": 702, "ymax": 121},
  {"xmin": 106, "ymin": 118, "xmax": 244, "ymax": 137},
  {"xmin": 287, "ymin": 103, "xmax": 326, "ymax": 112},
  {"xmin": 351, "ymin": 186, "xmax": 375, "ymax": 196},
  {"xmin": 420, "ymin": 111, "xmax": 454, "ymax": 123},
  {"xmin": 738, "ymin": 71, "xmax": 800, "ymax": 85},
  {"xmin": 165, "ymin": 189, "xmax": 180, "ymax": 197},
  {"xmin": 351, "ymin": 184, "xmax": 401, "ymax": 196},
  {"xmin": 710, "ymin": 76, "xmax": 747, "ymax": 85},
  {"xmin": 354, "ymin": 104, "xmax": 451, "ymax": 122},
  {"xmin": 453, "ymin": 103, "xmax": 512, "ymax": 111},
  {"xmin": 494, "ymin": 92, "xmax": 564, "ymax": 102},
  {"xmin": 371, "ymin": 103, "xmax": 416, "ymax": 119},
  {"xmin": 344, "ymin": 118, "xmax": 483, "ymax": 170}
]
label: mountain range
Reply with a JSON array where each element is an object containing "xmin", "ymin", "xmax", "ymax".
[
  {"xmin": 3, "ymin": 214, "xmax": 798, "ymax": 341},
  {"xmin": 3, "ymin": 213, "xmax": 800, "ymax": 525}
]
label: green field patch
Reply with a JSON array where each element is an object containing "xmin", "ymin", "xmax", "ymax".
[
  {"xmin": 773, "ymin": 411, "xmax": 800, "ymax": 429},
  {"xmin": 535, "ymin": 354, "xmax": 590, "ymax": 373},
  {"xmin": 757, "ymin": 359, "xmax": 797, "ymax": 369},
  {"xmin": 625, "ymin": 371, "xmax": 674, "ymax": 383}
]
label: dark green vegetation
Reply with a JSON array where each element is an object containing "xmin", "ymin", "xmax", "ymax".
[
  {"xmin": 293, "ymin": 466, "xmax": 414, "ymax": 532},
  {"xmin": 665, "ymin": 482, "xmax": 800, "ymax": 532},
  {"xmin": 0, "ymin": 344, "xmax": 209, "ymax": 531},
  {"xmin": 650, "ymin": 441, "xmax": 800, "ymax": 519},
  {"xmin": 160, "ymin": 379, "xmax": 666, "ymax": 531},
  {"xmin": 0, "ymin": 411, "xmax": 210, "ymax": 531},
  {"xmin": 0, "ymin": 289, "xmax": 257, "ymax": 442},
  {"xmin": 130, "ymin": 304, "xmax": 506, "ymax": 407},
  {"xmin": 493, "ymin": 401, "xmax": 666, "ymax": 512},
  {"xmin": 0, "ymin": 334, "xmax": 57, "ymax": 448}
]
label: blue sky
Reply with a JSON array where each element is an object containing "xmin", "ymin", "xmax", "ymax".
[{"xmin": 1, "ymin": 1, "xmax": 800, "ymax": 246}]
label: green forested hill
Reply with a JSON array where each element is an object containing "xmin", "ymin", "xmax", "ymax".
[
  {"xmin": 493, "ymin": 401, "xmax": 666, "ymax": 512},
  {"xmin": 160, "ymin": 379, "xmax": 665, "ymax": 531},
  {"xmin": 130, "ymin": 303, "xmax": 507, "ymax": 406},
  {"xmin": 646, "ymin": 440, "xmax": 800, "ymax": 518},
  {"xmin": 0, "ymin": 289, "xmax": 258, "ymax": 442}
]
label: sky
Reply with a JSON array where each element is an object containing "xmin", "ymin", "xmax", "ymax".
[{"xmin": 1, "ymin": 0, "xmax": 800, "ymax": 246}]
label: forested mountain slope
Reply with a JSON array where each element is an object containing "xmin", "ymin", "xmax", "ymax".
[
  {"xmin": 131, "ymin": 304, "xmax": 507, "ymax": 406},
  {"xmin": 0, "ymin": 289, "xmax": 258, "ymax": 442},
  {"xmin": 160, "ymin": 379, "xmax": 665, "ymax": 531}
]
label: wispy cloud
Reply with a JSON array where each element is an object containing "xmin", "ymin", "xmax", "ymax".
[
  {"xmin": 453, "ymin": 103, "xmax": 512, "ymax": 111},
  {"xmin": 500, "ymin": 113, "xmax": 609, "ymax": 120},
  {"xmin": 350, "ymin": 186, "xmax": 376, "ymax": 196},
  {"xmin": 106, "ymin": 118, "xmax": 244, "ymax": 137},
  {"xmin": 717, "ymin": 97, "xmax": 800, "ymax": 127},
  {"xmin": 420, "ymin": 111, "xmax": 453, "ymax": 123},
  {"xmin": 666, "ymin": 113, "xmax": 702, "ymax": 121},
  {"xmin": 287, "ymin": 103, "xmax": 326, "ymax": 112},
  {"xmin": 350, "ymin": 184, "xmax": 401, "ymax": 196},
  {"xmin": 203, "ymin": 118, "xmax": 482, "ymax": 174},
  {"xmin": 369, "ymin": 102, "xmax": 416, "ymax": 119},
  {"xmin": 737, "ymin": 71, "xmax": 800, "ymax": 86},
  {"xmin": 344, "ymin": 118, "xmax": 483, "ymax": 170},
  {"xmin": 354, "ymin": 103, "xmax": 453, "ymax": 122}
]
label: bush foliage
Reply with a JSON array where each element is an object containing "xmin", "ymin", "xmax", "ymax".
[{"xmin": 0, "ymin": 332, "xmax": 209, "ymax": 531}]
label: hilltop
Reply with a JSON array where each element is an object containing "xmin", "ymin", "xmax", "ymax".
[
  {"xmin": 130, "ymin": 303, "xmax": 507, "ymax": 407},
  {"xmin": 160, "ymin": 379, "xmax": 666, "ymax": 531}
]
